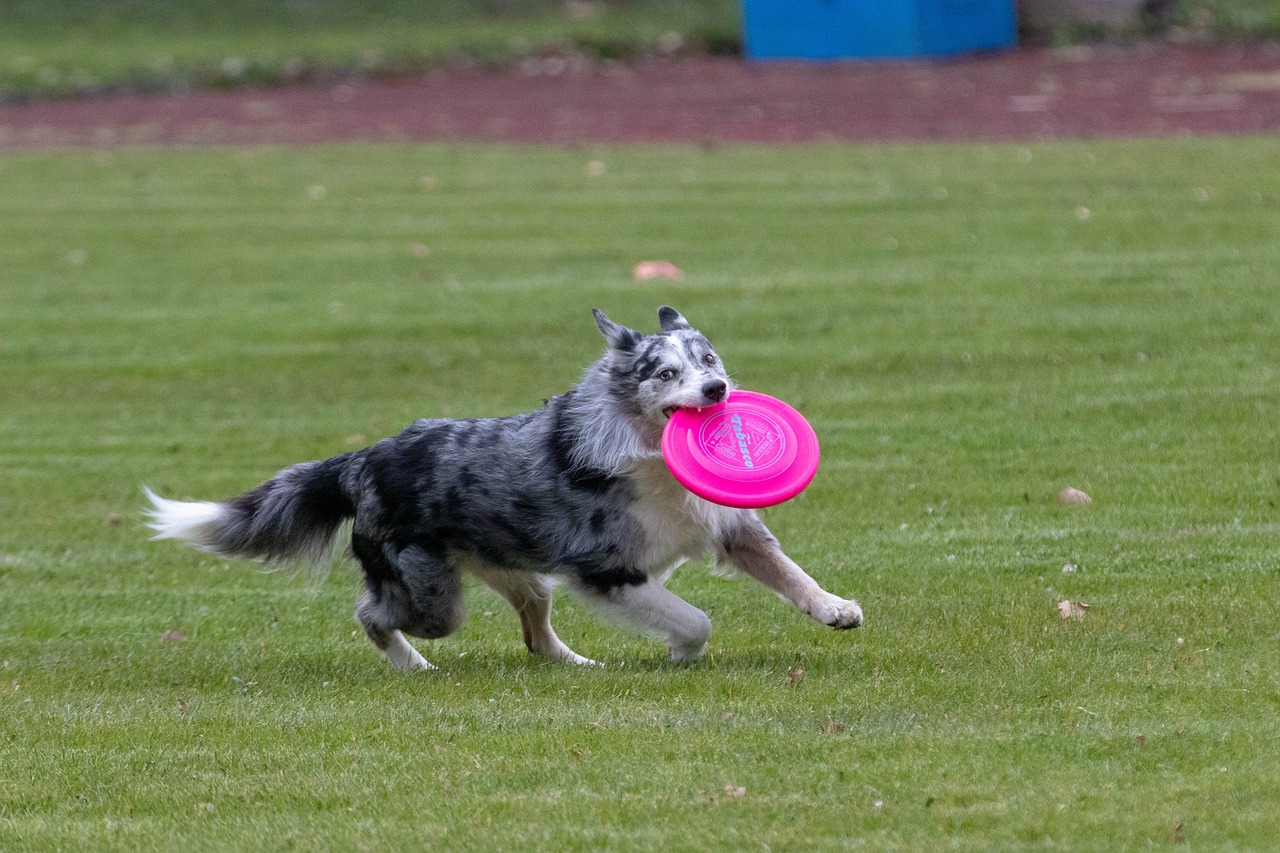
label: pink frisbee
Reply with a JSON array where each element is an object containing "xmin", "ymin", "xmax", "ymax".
[{"xmin": 661, "ymin": 390, "xmax": 820, "ymax": 509}]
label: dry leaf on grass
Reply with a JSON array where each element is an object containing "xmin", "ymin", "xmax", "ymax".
[
  {"xmin": 1057, "ymin": 600, "xmax": 1091, "ymax": 620},
  {"xmin": 723, "ymin": 784, "xmax": 747, "ymax": 797},
  {"xmin": 632, "ymin": 260, "xmax": 683, "ymax": 281},
  {"xmin": 1058, "ymin": 486, "xmax": 1092, "ymax": 505},
  {"xmin": 785, "ymin": 665, "xmax": 805, "ymax": 685},
  {"xmin": 161, "ymin": 629, "xmax": 187, "ymax": 643}
]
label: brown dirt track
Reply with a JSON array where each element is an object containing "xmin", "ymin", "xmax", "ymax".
[{"xmin": 3, "ymin": 42, "xmax": 1280, "ymax": 148}]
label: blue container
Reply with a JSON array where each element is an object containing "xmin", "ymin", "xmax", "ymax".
[{"xmin": 741, "ymin": 0, "xmax": 1017, "ymax": 60}]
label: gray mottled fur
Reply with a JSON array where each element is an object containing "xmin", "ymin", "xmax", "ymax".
[{"xmin": 146, "ymin": 307, "xmax": 863, "ymax": 670}]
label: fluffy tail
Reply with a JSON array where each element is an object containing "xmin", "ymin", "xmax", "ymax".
[{"xmin": 145, "ymin": 453, "xmax": 359, "ymax": 565}]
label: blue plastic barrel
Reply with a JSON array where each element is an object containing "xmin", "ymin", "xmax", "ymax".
[{"xmin": 741, "ymin": 0, "xmax": 1017, "ymax": 60}]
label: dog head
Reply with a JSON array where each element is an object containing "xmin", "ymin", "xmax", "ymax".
[{"xmin": 593, "ymin": 306, "xmax": 734, "ymax": 426}]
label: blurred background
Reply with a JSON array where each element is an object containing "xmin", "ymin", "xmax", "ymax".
[{"xmin": 1, "ymin": 0, "xmax": 1277, "ymax": 101}]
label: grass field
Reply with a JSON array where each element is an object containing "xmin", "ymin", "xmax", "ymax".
[{"xmin": 2, "ymin": 137, "xmax": 1279, "ymax": 849}]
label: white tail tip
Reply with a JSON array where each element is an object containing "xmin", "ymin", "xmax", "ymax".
[{"xmin": 143, "ymin": 486, "xmax": 226, "ymax": 549}]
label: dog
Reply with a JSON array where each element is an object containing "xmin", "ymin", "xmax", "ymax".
[{"xmin": 145, "ymin": 306, "xmax": 862, "ymax": 670}]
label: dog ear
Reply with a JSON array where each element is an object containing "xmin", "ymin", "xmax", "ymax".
[
  {"xmin": 658, "ymin": 306, "xmax": 692, "ymax": 332},
  {"xmin": 593, "ymin": 308, "xmax": 642, "ymax": 352}
]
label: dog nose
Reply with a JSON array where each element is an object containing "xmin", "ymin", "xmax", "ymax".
[{"xmin": 702, "ymin": 380, "xmax": 727, "ymax": 403}]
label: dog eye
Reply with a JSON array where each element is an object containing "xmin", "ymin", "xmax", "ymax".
[
  {"xmin": 657, "ymin": 368, "xmax": 677, "ymax": 381},
  {"xmin": 702, "ymin": 353, "xmax": 717, "ymax": 366}
]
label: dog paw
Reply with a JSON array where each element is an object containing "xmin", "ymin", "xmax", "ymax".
[
  {"xmin": 388, "ymin": 646, "xmax": 437, "ymax": 672},
  {"xmin": 557, "ymin": 648, "xmax": 603, "ymax": 667},
  {"xmin": 531, "ymin": 637, "xmax": 602, "ymax": 666},
  {"xmin": 667, "ymin": 640, "xmax": 708, "ymax": 662},
  {"xmin": 809, "ymin": 595, "xmax": 863, "ymax": 630}
]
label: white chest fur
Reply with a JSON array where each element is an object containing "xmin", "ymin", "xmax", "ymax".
[{"xmin": 625, "ymin": 458, "xmax": 749, "ymax": 574}]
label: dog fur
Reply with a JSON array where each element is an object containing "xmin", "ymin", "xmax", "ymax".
[{"xmin": 145, "ymin": 307, "xmax": 862, "ymax": 670}]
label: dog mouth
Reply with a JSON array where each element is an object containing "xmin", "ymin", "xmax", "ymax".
[{"xmin": 662, "ymin": 404, "xmax": 708, "ymax": 420}]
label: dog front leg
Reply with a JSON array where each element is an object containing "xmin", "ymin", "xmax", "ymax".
[
  {"xmin": 721, "ymin": 518, "xmax": 863, "ymax": 629},
  {"xmin": 572, "ymin": 575, "xmax": 713, "ymax": 661}
]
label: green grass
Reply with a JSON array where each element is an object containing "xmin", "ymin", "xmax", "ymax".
[
  {"xmin": 2, "ymin": 137, "xmax": 1280, "ymax": 849},
  {"xmin": 1189, "ymin": 0, "xmax": 1280, "ymax": 36},
  {"xmin": 1029, "ymin": 0, "xmax": 1280, "ymax": 43},
  {"xmin": 0, "ymin": 0, "xmax": 740, "ymax": 98}
]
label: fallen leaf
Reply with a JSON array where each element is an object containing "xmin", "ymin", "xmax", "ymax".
[
  {"xmin": 632, "ymin": 260, "xmax": 683, "ymax": 281},
  {"xmin": 819, "ymin": 718, "xmax": 846, "ymax": 734},
  {"xmin": 161, "ymin": 629, "xmax": 187, "ymax": 643},
  {"xmin": 1172, "ymin": 821, "xmax": 1185, "ymax": 844},
  {"xmin": 178, "ymin": 699, "xmax": 190, "ymax": 717},
  {"xmin": 1058, "ymin": 486, "xmax": 1092, "ymax": 505},
  {"xmin": 1135, "ymin": 734, "xmax": 1146, "ymax": 748},
  {"xmin": 785, "ymin": 664, "xmax": 805, "ymax": 685},
  {"xmin": 723, "ymin": 784, "xmax": 747, "ymax": 797},
  {"xmin": 1057, "ymin": 599, "xmax": 1090, "ymax": 620}
]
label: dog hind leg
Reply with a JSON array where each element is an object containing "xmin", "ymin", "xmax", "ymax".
[
  {"xmin": 466, "ymin": 564, "xmax": 598, "ymax": 665},
  {"xmin": 572, "ymin": 575, "xmax": 712, "ymax": 662},
  {"xmin": 355, "ymin": 593, "xmax": 435, "ymax": 671},
  {"xmin": 352, "ymin": 535, "xmax": 465, "ymax": 671}
]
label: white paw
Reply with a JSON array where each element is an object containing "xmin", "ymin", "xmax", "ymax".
[
  {"xmin": 810, "ymin": 594, "xmax": 863, "ymax": 630},
  {"xmin": 387, "ymin": 645, "xmax": 436, "ymax": 672},
  {"xmin": 531, "ymin": 637, "xmax": 602, "ymax": 666},
  {"xmin": 549, "ymin": 645, "xmax": 602, "ymax": 667},
  {"xmin": 563, "ymin": 651, "xmax": 603, "ymax": 667},
  {"xmin": 668, "ymin": 640, "xmax": 708, "ymax": 662}
]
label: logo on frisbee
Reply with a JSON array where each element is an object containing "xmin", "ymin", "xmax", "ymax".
[{"xmin": 699, "ymin": 410, "xmax": 786, "ymax": 471}]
